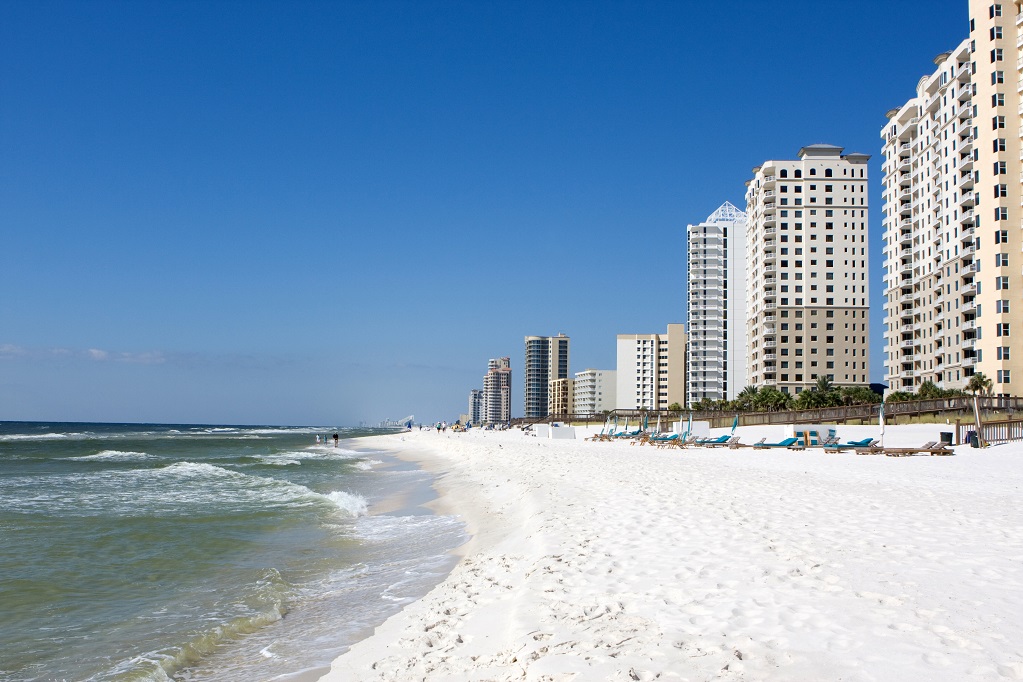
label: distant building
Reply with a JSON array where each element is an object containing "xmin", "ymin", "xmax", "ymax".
[
  {"xmin": 468, "ymin": 389, "xmax": 484, "ymax": 426},
  {"xmin": 548, "ymin": 377, "xmax": 573, "ymax": 417},
  {"xmin": 616, "ymin": 324, "xmax": 686, "ymax": 410},
  {"xmin": 573, "ymin": 369, "xmax": 617, "ymax": 415},
  {"xmin": 687, "ymin": 201, "xmax": 748, "ymax": 405},
  {"xmin": 482, "ymin": 357, "xmax": 511, "ymax": 424},
  {"xmin": 744, "ymin": 144, "xmax": 870, "ymax": 394},
  {"xmin": 524, "ymin": 334, "xmax": 570, "ymax": 418}
]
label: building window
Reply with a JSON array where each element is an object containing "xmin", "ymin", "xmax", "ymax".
[
  {"xmin": 994, "ymin": 115, "xmax": 1006, "ymax": 129},
  {"xmin": 995, "ymin": 206, "xmax": 1008, "ymax": 220},
  {"xmin": 992, "ymin": 26, "xmax": 1003, "ymax": 39},
  {"xmin": 996, "ymin": 276, "xmax": 1009, "ymax": 290},
  {"xmin": 996, "ymin": 253, "xmax": 1009, "ymax": 266},
  {"xmin": 996, "ymin": 229, "xmax": 1009, "ymax": 243},
  {"xmin": 995, "ymin": 160, "xmax": 1007, "ymax": 174},
  {"xmin": 996, "ymin": 183, "xmax": 1008, "ymax": 197},
  {"xmin": 998, "ymin": 346, "xmax": 1010, "ymax": 360},
  {"xmin": 999, "ymin": 370, "xmax": 1011, "ymax": 384},
  {"xmin": 997, "ymin": 323, "xmax": 1010, "ymax": 336},
  {"xmin": 993, "ymin": 70, "xmax": 1005, "ymax": 84},
  {"xmin": 991, "ymin": 4, "xmax": 1002, "ymax": 17},
  {"xmin": 997, "ymin": 299, "xmax": 1010, "ymax": 313},
  {"xmin": 993, "ymin": 93, "xmax": 1005, "ymax": 107}
]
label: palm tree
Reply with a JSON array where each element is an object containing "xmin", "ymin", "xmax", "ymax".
[
  {"xmin": 966, "ymin": 372, "xmax": 993, "ymax": 396},
  {"xmin": 737, "ymin": 385, "xmax": 758, "ymax": 411},
  {"xmin": 814, "ymin": 375, "xmax": 835, "ymax": 394}
]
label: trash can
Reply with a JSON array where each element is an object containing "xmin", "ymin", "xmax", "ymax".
[
  {"xmin": 967, "ymin": 430, "xmax": 979, "ymax": 448},
  {"xmin": 939, "ymin": 431, "xmax": 953, "ymax": 446}
]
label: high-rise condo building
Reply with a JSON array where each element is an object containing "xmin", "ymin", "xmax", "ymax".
[
  {"xmin": 744, "ymin": 145, "xmax": 871, "ymax": 394},
  {"xmin": 468, "ymin": 389, "xmax": 484, "ymax": 426},
  {"xmin": 686, "ymin": 201, "xmax": 748, "ymax": 405},
  {"xmin": 615, "ymin": 324, "xmax": 686, "ymax": 410},
  {"xmin": 548, "ymin": 378, "xmax": 573, "ymax": 416},
  {"xmin": 523, "ymin": 334, "xmax": 570, "ymax": 418},
  {"xmin": 881, "ymin": 0, "xmax": 1021, "ymax": 395},
  {"xmin": 482, "ymin": 357, "xmax": 511, "ymax": 424},
  {"xmin": 572, "ymin": 369, "xmax": 617, "ymax": 414}
]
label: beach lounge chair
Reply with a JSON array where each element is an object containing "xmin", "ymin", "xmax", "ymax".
[
  {"xmin": 693, "ymin": 435, "xmax": 730, "ymax": 446},
  {"xmin": 880, "ymin": 441, "xmax": 954, "ymax": 457},
  {"xmin": 704, "ymin": 436, "xmax": 741, "ymax": 448},
  {"xmin": 823, "ymin": 438, "xmax": 878, "ymax": 451},
  {"xmin": 646, "ymin": 433, "xmax": 680, "ymax": 446},
  {"xmin": 661, "ymin": 434, "xmax": 697, "ymax": 449},
  {"xmin": 753, "ymin": 437, "xmax": 803, "ymax": 450}
]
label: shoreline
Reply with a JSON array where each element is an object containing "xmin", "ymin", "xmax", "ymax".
[{"xmin": 320, "ymin": 424, "xmax": 1023, "ymax": 681}]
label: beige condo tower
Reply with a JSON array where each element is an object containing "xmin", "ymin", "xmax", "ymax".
[
  {"xmin": 881, "ymin": 1, "xmax": 1022, "ymax": 395},
  {"xmin": 744, "ymin": 145, "xmax": 871, "ymax": 394}
]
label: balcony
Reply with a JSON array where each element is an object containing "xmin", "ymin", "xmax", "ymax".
[
  {"xmin": 962, "ymin": 319, "xmax": 976, "ymax": 330},
  {"xmin": 962, "ymin": 297, "xmax": 977, "ymax": 311},
  {"xmin": 963, "ymin": 356, "xmax": 977, "ymax": 367},
  {"xmin": 763, "ymin": 339, "xmax": 777, "ymax": 348},
  {"xmin": 962, "ymin": 281, "xmax": 977, "ymax": 295},
  {"xmin": 958, "ymin": 172, "xmax": 975, "ymax": 190},
  {"xmin": 962, "ymin": 337, "xmax": 976, "ymax": 349}
]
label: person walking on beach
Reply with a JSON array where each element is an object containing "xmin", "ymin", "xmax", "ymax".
[{"xmin": 332, "ymin": 432, "xmax": 339, "ymax": 447}]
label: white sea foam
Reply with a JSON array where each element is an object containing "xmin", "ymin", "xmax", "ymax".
[
  {"xmin": 353, "ymin": 459, "xmax": 382, "ymax": 470},
  {"xmin": 323, "ymin": 491, "xmax": 368, "ymax": 518},
  {"xmin": 67, "ymin": 450, "xmax": 155, "ymax": 462}
]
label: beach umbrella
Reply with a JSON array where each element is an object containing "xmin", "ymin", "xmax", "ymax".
[
  {"xmin": 655, "ymin": 413, "xmax": 661, "ymax": 435},
  {"xmin": 643, "ymin": 413, "xmax": 648, "ymax": 432},
  {"xmin": 879, "ymin": 402, "xmax": 886, "ymax": 446},
  {"xmin": 731, "ymin": 414, "xmax": 739, "ymax": 436}
]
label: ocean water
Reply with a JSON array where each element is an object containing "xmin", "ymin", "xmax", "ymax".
[{"xmin": 0, "ymin": 422, "xmax": 465, "ymax": 682}]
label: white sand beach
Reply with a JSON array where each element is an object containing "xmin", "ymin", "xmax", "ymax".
[{"xmin": 321, "ymin": 424, "xmax": 1023, "ymax": 681}]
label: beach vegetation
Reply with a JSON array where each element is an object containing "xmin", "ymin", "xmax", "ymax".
[
  {"xmin": 966, "ymin": 372, "xmax": 994, "ymax": 396},
  {"xmin": 884, "ymin": 381, "xmax": 967, "ymax": 403}
]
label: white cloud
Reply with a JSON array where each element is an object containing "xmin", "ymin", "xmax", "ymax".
[
  {"xmin": 87, "ymin": 348, "xmax": 109, "ymax": 361},
  {"xmin": 0, "ymin": 344, "xmax": 27, "ymax": 357}
]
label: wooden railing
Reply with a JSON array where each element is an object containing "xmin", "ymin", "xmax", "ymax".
[
  {"xmin": 513, "ymin": 396, "xmax": 1023, "ymax": 431},
  {"xmin": 955, "ymin": 418, "xmax": 1023, "ymax": 445}
]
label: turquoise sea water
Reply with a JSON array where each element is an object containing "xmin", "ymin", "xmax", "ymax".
[{"xmin": 0, "ymin": 422, "xmax": 464, "ymax": 681}]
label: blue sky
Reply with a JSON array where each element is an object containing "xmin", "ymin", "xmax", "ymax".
[{"xmin": 1, "ymin": 0, "xmax": 967, "ymax": 425}]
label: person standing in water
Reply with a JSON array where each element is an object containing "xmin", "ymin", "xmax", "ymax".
[{"xmin": 333, "ymin": 432, "xmax": 339, "ymax": 447}]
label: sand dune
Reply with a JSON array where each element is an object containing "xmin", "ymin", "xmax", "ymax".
[{"xmin": 321, "ymin": 424, "xmax": 1023, "ymax": 681}]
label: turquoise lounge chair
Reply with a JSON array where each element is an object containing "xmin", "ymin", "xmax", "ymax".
[
  {"xmin": 753, "ymin": 437, "xmax": 802, "ymax": 449},
  {"xmin": 823, "ymin": 437, "xmax": 877, "ymax": 450},
  {"xmin": 694, "ymin": 435, "xmax": 730, "ymax": 445}
]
